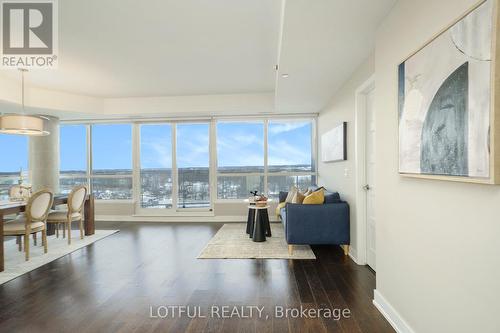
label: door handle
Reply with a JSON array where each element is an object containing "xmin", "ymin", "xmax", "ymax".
[{"xmin": 363, "ymin": 184, "xmax": 371, "ymax": 191}]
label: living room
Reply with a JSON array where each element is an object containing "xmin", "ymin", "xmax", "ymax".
[{"xmin": 0, "ymin": 0, "xmax": 499, "ymax": 332}]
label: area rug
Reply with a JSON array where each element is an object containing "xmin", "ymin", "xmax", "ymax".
[
  {"xmin": 0, "ymin": 229, "xmax": 119, "ymax": 285},
  {"xmin": 198, "ymin": 223, "xmax": 315, "ymax": 259}
]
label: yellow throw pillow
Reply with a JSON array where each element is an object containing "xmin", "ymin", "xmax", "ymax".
[
  {"xmin": 292, "ymin": 191, "xmax": 305, "ymax": 204},
  {"xmin": 304, "ymin": 189, "xmax": 312, "ymax": 196},
  {"xmin": 276, "ymin": 201, "xmax": 286, "ymax": 217},
  {"xmin": 303, "ymin": 189, "xmax": 324, "ymax": 205}
]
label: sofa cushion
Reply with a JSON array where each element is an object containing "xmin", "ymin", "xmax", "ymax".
[
  {"xmin": 278, "ymin": 191, "xmax": 288, "ymax": 203},
  {"xmin": 324, "ymin": 192, "xmax": 341, "ymax": 203},
  {"xmin": 276, "ymin": 202, "xmax": 286, "ymax": 217},
  {"xmin": 292, "ymin": 191, "xmax": 306, "ymax": 204},
  {"xmin": 303, "ymin": 189, "xmax": 324, "ymax": 204},
  {"xmin": 285, "ymin": 186, "xmax": 298, "ymax": 203}
]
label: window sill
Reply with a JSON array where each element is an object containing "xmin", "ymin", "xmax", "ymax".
[{"xmin": 95, "ymin": 199, "xmax": 135, "ymax": 204}]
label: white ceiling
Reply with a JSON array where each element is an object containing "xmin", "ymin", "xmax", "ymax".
[
  {"xmin": 0, "ymin": 0, "xmax": 396, "ymax": 115},
  {"xmin": 276, "ymin": 0, "xmax": 396, "ymax": 113},
  {"xmin": 2, "ymin": 0, "xmax": 282, "ymax": 98}
]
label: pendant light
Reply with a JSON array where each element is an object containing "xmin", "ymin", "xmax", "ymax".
[{"xmin": 0, "ymin": 69, "xmax": 50, "ymax": 136}]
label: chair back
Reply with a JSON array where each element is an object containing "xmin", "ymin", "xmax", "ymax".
[
  {"xmin": 26, "ymin": 189, "xmax": 54, "ymax": 223},
  {"xmin": 68, "ymin": 185, "xmax": 87, "ymax": 214}
]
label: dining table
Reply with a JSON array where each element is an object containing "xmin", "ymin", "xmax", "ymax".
[{"xmin": 0, "ymin": 194, "xmax": 95, "ymax": 272}]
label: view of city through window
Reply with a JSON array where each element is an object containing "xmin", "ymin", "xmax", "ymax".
[
  {"xmin": 0, "ymin": 134, "xmax": 28, "ymax": 200},
  {"xmin": 140, "ymin": 124, "xmax": 173, "ymax": 208},
  {"xmin": 91, "ymin": 124, "xmax": 133, "ymax": 200},
  {"xmin": 1, "ymin": 119, "xmax": 315, "ymax": 206},
  {"xmin": 59, "ymin": 124, "xmax": 87, "ymax": 194},
  {"xmin": 176, "ymin": 123, "xmax": 210, "ymax": 208}
]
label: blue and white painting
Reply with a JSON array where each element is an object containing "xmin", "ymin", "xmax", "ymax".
[{"xmin": 398, "ymin": 0, "xmax": 493, "ymax": 178}]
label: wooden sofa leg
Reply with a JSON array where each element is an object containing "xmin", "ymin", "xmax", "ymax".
[
  {"xmin": 342, "ymin": 245, "xmax": 349, "ymax": 256},
  {"xmin": 288, "ymin": 245, "xmax": 294, "ymax": 255}
]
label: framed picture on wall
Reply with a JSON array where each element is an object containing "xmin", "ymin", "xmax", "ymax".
[
  {"xmin": 321, "ymin": 122, "xmax": 347, "ymax": 162},
  {"xmin": 398, "ymin": 0, "xmax": 500, "ymax": 184}
]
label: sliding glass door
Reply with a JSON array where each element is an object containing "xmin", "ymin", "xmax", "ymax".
[
  {"xmin": 176, "ymin": 123, "xmax": 210, "ymax": 209},
  {"xmin": 138, "ymin": 122, "xmax": 211, "ymax": 214},
  {"xmin": 139, "ymin": 124, "xmax": 173, "ymax": 209}
]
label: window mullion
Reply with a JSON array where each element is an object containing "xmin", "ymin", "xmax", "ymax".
[
  {"xmin": 209, "ymin": 119, "xmax": 217, "ymax": 210},
  {"xmin": 132, "ymin": 123, "xmax": 140, "ymax": 211},
  {"xmin": 172, "ymin": 123, "xmax": 178, "ymax": 209},
  {"xmin": 87, "ymin": 124, "xmax": 92, "ymax": 193},
  {"xmin": 264, "ymin": 119, "xmax": 269, "ymax": 196}
]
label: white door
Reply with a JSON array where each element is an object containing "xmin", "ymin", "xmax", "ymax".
[{"xmin": 365, "ymin": 88, "xmax": 376, "ymax": 270}]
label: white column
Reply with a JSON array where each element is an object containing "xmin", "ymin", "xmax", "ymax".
[{"xmin": 29, "ymin": 116, "xmax": 60, "ymax": 193}]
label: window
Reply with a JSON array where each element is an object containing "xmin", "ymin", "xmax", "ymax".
[
  {"xmin": 217, "ymin": 121, "xmax": 264, "ymax": 173},
  {"xmin": 267, "ymin": 175, "xmax": 314, "ymax": 197},
  {"xmin": 91, "ymin": 124, "xmax": 132, "ymax": 200},
  {"xmin": 59, "ymin": 125, "xmax": 88, "ymax": 194},
  {"xmin": 177, "ymin": 123, "xmax": 210, "ymax": 208},
  {"xmin": 268, "ymin": 120, "xmax": 313, "ymax": 172},
  {"xmin": 57, "ymin": 117, "xmax": 316, "ymax": 206},
  {"xmin": 0, "ymin": 134, "xmax": 28, "ymax": 199},
  {"xmin": 217, "ymin": 175, "xmax": 264, "ymax": 199},
  {"xmin": 267, "ymin": 120, "xmax": 315, "ymax": 197},
  {"xmin": 217, "ymin": 121, "xmax": 264, "ymax": 199},
  {"xmin": 215, "ymin": 119, "xmax": 315, "ymax": 200},
  {"xmin": 140, "ymin": 124, "xmax": 173, "ymax": 208}
]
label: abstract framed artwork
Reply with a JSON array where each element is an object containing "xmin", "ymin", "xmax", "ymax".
[
  {"xmin": 321, "ymin": 122, "xmax": 347, "ymax": 162},
  {"xmin": 398, "ymin": 0, "xmax": 500, "ymax": 184}
]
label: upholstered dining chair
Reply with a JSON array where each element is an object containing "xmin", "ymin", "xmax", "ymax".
[
  {"xmin": 8, "ymin": 185, "xmax": 38, "ymax": 246},
  {"xmin": 3, "ymin": 189, "xmax": 53, "ymax": 261},
  {"xmin": 46, "ymin": 185, "xmax": 87, "ymax": 245}
]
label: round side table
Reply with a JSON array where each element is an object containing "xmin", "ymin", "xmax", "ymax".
[{"xmin": 246, "ymin": 204, "xmax": 272, "ymax": 242}]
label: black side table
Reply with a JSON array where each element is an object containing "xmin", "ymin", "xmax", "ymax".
[{"xmin": 246, "ymin": 204, "xmax": 272, "ymax": 242}]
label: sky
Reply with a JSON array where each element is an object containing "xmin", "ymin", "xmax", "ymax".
[
  {"xmin": 0, "ymin": 121, "xmax": 312, "ymax": 172},
  {"xmin": 60, "ymin": 125, "xmax": 87, "ymax": 171},
  {"xmin": 0, "ymin": 134, "xmax": 28, "ymax": 172}
]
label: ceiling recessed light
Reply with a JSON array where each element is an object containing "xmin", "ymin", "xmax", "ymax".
[{"xmin": 281, "ymin": 73, "xmax": 289, "ymax": 78}]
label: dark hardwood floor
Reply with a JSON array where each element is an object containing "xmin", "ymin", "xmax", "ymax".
[{"xmin": 0, "ymin": 222, "xmax": 394, "ymax": 333}]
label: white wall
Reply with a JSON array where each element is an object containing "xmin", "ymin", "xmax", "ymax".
[
  {"xmin": 318, "ymin": 55, "xmax": 374, "ymax": 261},
  {"xmin": 375, "ymin": 0, "xmax": 500, "ymax": 332}
]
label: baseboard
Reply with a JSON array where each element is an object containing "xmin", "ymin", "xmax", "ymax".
[
  {"xmin": 347, "ymin": 247, "xmax": 361, "ymax": 265},
  {"xmin": 373, "ymin": 290, "xmax": 415, "ymax": 333},
  {"xmin": 96, "ymin": 215, "xmax": 280, "ymax": 223}
]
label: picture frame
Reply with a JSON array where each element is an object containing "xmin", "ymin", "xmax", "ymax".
[
  {"xmin": 398, "ymin": 0, "xmax": 500, "ymax": 184},
  {"xmin": 321, "ymin": 122, "xmax": 347, "ymax": 162}
]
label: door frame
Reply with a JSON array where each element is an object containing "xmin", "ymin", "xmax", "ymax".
[{"xmin": 354, "ymin": 75, "xmax": 375, "ymax": 266}]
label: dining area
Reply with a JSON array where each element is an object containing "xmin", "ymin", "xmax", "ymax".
[
  {"xmin": 0, "ymin": 184, "xmax": 96, "ymax": 272},
  {"xmin": 0, "ymin": 79, "xmax": 102, "ymax": 279}
]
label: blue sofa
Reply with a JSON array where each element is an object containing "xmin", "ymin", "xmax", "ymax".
[{"xmin": 279, "ymin": 187, "xmax": 350, "ymax": 255}]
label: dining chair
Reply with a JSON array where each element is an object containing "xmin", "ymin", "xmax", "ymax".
[
  {"xmin": 3, "ymin": 189, "xmax": 53, "ymax": 261},
  {"xmin": 9, "ymin": 185, "xmax": 39, "ymax": 246},
  {"xmin": 46, "ymin": 185, "xmax": 87, "ymax": 245}
]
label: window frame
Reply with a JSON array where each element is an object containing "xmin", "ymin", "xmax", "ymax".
[
  {"xmin": 134, "ymin": 120, "xmax": 214, "ymax": 216},
  {"xmin": 214, "ymin": 116, "xmax": 317, "ymax": 202},
  {"xmin": 60, "ymin": 115, "xmax": 317, "ymax": 209}
]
